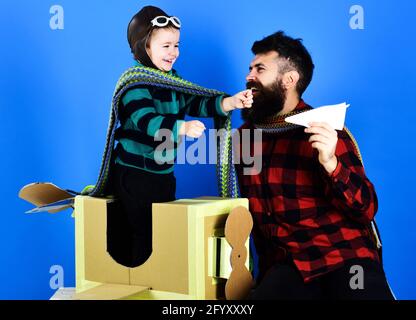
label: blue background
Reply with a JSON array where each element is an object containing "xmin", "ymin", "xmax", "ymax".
[{"xmin": 0, "ymin": 0, "xmax": 414, "ymax": 299}]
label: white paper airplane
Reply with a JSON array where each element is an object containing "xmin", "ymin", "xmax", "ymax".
[{"xmin": 285, "ymin": 102, "xmax": 349, "ymax": 130}]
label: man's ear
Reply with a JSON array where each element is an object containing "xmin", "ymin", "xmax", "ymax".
[{"xmin": 282, "ymin": 70, "xmax": 300, "ymax": 90}]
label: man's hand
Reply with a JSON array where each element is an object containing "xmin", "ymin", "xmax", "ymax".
[
  {"xmin": 305, "ymin": 122, "xmax": 338, "ymax": 175},
  {"xmin": 179, "ymin": 120, "xmax": 206, "ymax": 138},
  {"xmin": 221, "ymin": 89, "xmax": 253, "ymax": 112}
]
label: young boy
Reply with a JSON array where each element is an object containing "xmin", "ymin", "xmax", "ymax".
[{"xmin": 108, "ymin": 6, "xmax": 252, "ymax": 267}]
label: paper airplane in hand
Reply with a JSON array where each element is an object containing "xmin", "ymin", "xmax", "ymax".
[{"xmin": 285, "ymin": 102, "xmax": 349, "ymax": 130}]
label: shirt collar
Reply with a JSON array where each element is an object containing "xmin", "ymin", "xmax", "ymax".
[{"xmin": 292, "ymin": 99, "xmax": 310, "ymax": 112}]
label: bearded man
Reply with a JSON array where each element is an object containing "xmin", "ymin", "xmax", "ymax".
[{"xmin": 234, "ymin": 31, "xmax": 394, "ymax": 300}]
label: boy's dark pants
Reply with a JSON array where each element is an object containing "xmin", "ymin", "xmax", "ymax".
[{"xmin": 108, "ymin": 163, "xmax": 176, "ymax": 268}]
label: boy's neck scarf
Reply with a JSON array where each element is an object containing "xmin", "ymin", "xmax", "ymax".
[{"xmin": 83, "ymin": 65, "xmax": 238, "ymax": 198}]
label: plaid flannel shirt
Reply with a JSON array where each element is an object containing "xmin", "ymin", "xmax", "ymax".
[{"xmin": 234, "ymin": 100, "xmax": 380, "ymax": 283}]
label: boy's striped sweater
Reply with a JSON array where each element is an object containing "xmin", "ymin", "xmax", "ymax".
[{"xmin": 114, "ymin": 65, "xmax": 228, "ymax": 174}]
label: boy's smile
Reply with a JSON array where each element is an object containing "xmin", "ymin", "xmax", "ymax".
[{"xmin": 162, "ymin": 58, "xmax": 175, "ymax": 67}]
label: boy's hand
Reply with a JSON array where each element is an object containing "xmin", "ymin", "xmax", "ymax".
[
  {"xmin": 222, "ymin": 89, "xmax": 253, "ymax": 112},
  {"xmin": 179, "ymin": 120, "xmax": 206, "ymax": 138}
]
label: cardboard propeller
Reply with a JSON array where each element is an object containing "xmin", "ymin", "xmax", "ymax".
[{"xmin": 224, "ymin": 206, "xmax": 254, "ymax": 300}]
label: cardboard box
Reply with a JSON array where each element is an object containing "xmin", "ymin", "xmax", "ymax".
[
  {"xmin": 74, "ymin": 196, "xmax": 251, "ymax": 300},
  {"xmin": 20, "ymin": 184, "xmax": 253, "ymax": 300}
]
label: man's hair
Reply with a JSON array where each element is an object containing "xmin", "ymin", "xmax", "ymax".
[{"xmin": 251, "ymin": 31, "xmax": 314, "ymax": 96}]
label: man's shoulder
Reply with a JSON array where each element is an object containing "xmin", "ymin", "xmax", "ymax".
[
  {"xmin": 338, "ymin": 127, "xmax": 361, "ymax": 149},
  {"xmin": 233, "ymin": 122, "xmax": 253, "ymax": 149}
]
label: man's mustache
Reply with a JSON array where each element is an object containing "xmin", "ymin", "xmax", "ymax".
[{"xmin": 245, "ymin": 81, "xmax": 263, "ymax": 91}]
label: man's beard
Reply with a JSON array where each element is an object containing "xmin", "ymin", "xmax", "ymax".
[{"xmin": 242, "ymin": 78, "xmax": 287, "ymax": 123}]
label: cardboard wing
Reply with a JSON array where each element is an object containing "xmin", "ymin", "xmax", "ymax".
[
  {"xmin": 25, "ymin": 198, "xmax": 75, "ymax": 213},
  {"xmin": 285, "ymin": 102, "xmax": 349, "ymax": 130},
  {"xmin": 18, "ymin": 182, "xmax": 75, "ymax": 213}
]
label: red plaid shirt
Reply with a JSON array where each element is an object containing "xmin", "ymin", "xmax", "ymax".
[{"xmin": 234, "ymin": 100, "xmax": 380, "ymax": 283}]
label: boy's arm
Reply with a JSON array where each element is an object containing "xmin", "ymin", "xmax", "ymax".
[
  {"xmin": 181, "ymin": 94, "xmax": 229, "ymax": 118},
  {"xmin": 181, "ymin": 90, "xmax": 252, "ymax": 118}
]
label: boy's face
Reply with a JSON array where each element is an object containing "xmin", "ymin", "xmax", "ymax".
[{"xmin": 147, "ymin": 28, "xmax": 180, "ymax": 72}]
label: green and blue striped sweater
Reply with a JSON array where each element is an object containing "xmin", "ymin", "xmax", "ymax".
[{"xmin": 114, "ymin": 64, "xmax": 228, "ymax": 174}]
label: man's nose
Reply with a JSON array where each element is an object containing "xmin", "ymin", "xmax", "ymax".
[{"xmin": 246, "ymin": 72, "xmax": 256, "ymax": 82}]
